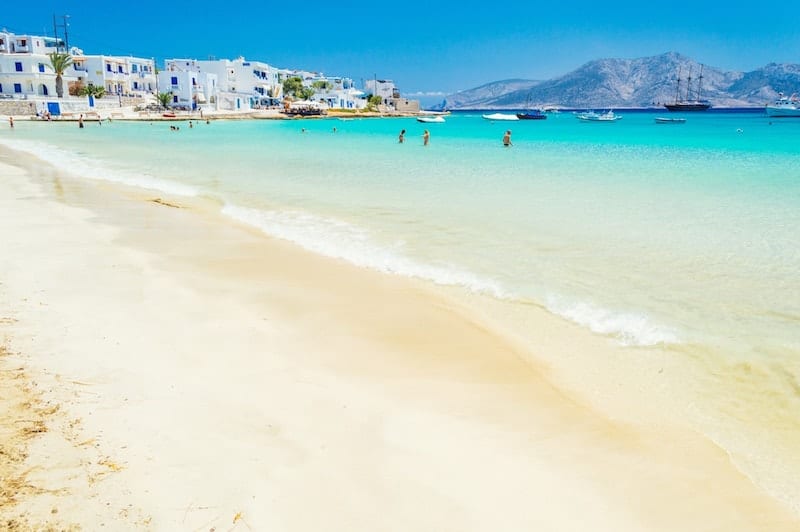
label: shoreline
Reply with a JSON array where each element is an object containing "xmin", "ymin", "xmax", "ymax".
[{"xmin": 1, "ymin": 150, "xmax": 798, "ymax": 530}]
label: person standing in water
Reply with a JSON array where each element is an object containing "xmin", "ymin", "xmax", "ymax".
[
  {"xmin": 503, "ymin": 130, "xmax": 512, "ymax": 147},
  {"xmin": 422, "ymin": 129, "xmax": 430, "ymax": 146},
  {"xmin": 78, "ymin": 115, "xmax": 84, "ymax": 128},
  {"xmin": 8, "ymin": 116, "xmax": 13, "ymax": 128},
  {"xmin": 399, "ymin": 129, "xmax": 406, "ymax": 143}
]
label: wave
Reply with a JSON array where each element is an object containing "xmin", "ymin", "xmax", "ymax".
[
  {"xmin": 546, "ymin": 296, "xmax": 680, "ymax": 346},
  {"xmin": 0, "ymin": 138, "xmax": 198, "ymax": 197},
  {"xmin": 222, "ymin": 204, "xmax": 510, "ymax": 298},
  {"xmin": 223, "ymin": 204, "xmax": 680, "ymax": 347}
]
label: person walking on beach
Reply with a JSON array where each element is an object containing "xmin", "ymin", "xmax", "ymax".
[
  {"xmin": 422, "ymin": 129, "xmax": 430, "ymax": 146},
  {"xmin": 78, "ymin": 115, "xmax": 84, "ymax": 129},
  {"xmin": 399, "ymin": 129, "xmax": 406, "ymax": 143},
  {"xmin": 503, "ymin": 130, "xmax": 513, "ymax": 147}
]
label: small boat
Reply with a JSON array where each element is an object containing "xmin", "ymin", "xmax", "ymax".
[
  {"xmin": 655, "ymin": 117, "xmax": 686, "ymax": 124},
  {"xmin": 417, "ymin": 115, "xmax": 445, "ymax": 123},
  {"xmin": 765, "ymin": 93, "xmax": 800, "ymax": 118},
  {"xmin": 576, "ymin": 110, "xmax": 622, "ymax": 122},
  {"xmin": 482, "ymin": 113, "xmax": 519, "ymax": 121},
  {"xmin": 516, "ymin": 109, "xmax": 547, "ymax": 120},
  {"xmin": 162, "ymin": 112, "xmax": 177, "ymax": 118}
]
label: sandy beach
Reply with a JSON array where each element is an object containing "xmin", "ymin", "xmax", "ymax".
[{"xmin": 1, "ymin": 150, "xmax": 798, "ymax": 531}]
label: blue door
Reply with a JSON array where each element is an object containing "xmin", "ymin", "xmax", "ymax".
[{"xmin": 46, "ymin": 102, "xmax": 61, "ymax": 116}]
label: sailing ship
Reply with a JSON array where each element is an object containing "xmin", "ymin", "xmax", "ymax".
[{"xmin": 664, "ymin": 65, "xmax": 711, "ymax": 112}]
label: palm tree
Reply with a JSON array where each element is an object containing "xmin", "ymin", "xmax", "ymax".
[
  {"xmin": 157, "ymin": 92, "xmax": 172, "ymax": 109},
  {"xmin": 48, "ymin": 52, "xmax": 73, "ymax": 98}
]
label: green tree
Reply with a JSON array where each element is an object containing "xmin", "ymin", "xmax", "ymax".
[
  {"xmin": 80, "ymin": 84, "xmax": 105, "ymax": 99},
  {"xmin": 48, "ymin": 52, "xmax": 73, "ymax": 98},
  {"xmin": 282, "ymin": 76, "xmax": 315, "ymax": 101},
  {"xmin": 157, "ymin": 92, "xmax": 173, "ymax": 109},
  {"xmin": 366, "ymin": 94, "xmax": 382, "ymax": 112},
  {"xmin": 312, "ymin": 80, "xmax": 331, "ymax": 91}
]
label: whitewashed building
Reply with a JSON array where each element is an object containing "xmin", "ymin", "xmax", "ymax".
[
  {"xmin": 160, "ymin": 59, "xmax": 218, "ymax": 110},
  {"xmin": 363, "ymin": 78, "xmax": 418, "ymax": 112},
  {"xmin": 0, "ymin": 29, "xmax": 155, "ymax": 104},
  {"xmin": 162, "ymin": 57, "xmax": 282, "ymax": 111},
  {"xmin": 72, "ymin": 53, "xmax": 156, "ymax": 96},
  {"xmin": 0, "ymin": 30, "xmax": 73, "ymax": 98},
  {"xmin": 364, "ymin": 78, "xmax": 399, "ymax": 104},
  {"xmin": 306, "ymin": 75, "xmax": 366, "ymax": 110}
]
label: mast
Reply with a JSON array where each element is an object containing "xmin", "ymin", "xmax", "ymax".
[
  {"xmin": 674, "ymin": 66, "xmax": 682, "ymax": 104},
  {"xmin": 685, "ymin": 66, "xmax": 693, "ymax": 102},
  {"xmin": 697, "ymin": 65, "xmax": 704, "ymax": 102}
]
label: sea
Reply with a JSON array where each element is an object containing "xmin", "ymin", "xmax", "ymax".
[{"xmin": 2, "ymin": 109, "xmax": 799, "ymax": 511}]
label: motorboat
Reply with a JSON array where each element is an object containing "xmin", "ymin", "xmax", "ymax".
[
  {"xmin": 765, "ymin": 93, "xmax": 800, "ymax": 118},
  {"xmin": 417, "ymin": 115, "xmax": 446, "ymax": 123},
  {"xmin": 575, "ymin": 110, "xmax": 622, "ymax": 122},
  {"xmin": 482, "ymin": 113, "xmax": 519, "ymax": 121},
  {"xmin": 516, "ymin": 110, "xmax": 547, "ymax": 120},
  {"xmin": 655, "ymin": 117, "xmax": 686, "ymax": 124}
]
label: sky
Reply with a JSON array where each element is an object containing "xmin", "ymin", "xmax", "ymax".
[{"xmin": 3, "ymin": 2, "xmax": 798, "ymax": 103}]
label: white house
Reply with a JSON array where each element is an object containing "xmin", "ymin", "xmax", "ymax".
[
  {"xmin": 160, "ymin": 59, "xmax": 218, "ymax": 110},
  {"xmin": 0, "ymin": 28, "xmax": 155, "ymax": 106},
  {"xmin": 195, "ymin": 57, "xmax": 283, "ymax": 109},
  {"xmin": 72, "ymin": 53, "xmax": 156, "ymax": 97},
  {"xmin": 0, "ymin": 30, "xmax": 73, "ymax": 98},
  {"xmin": 306, "ymin": 75, "xmax": 366, "ymax": 110},
  {"xmin": 364, "ymin": 78, "xmax": 399, "ymax": 104}
]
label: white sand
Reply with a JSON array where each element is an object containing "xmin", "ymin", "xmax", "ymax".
[{"xmin": 1, "ymin": 158, "xmax": 797, "ymax": 531}]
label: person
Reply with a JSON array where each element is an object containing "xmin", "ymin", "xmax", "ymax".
[
  {"xmin": 78, "ymin": 114, "xmax": 84, "ymax": 129},
  {"xmin": 398, "ymin": 129, "xmax": 406, "ymax": 143},
  {"xmin": 205, "ymin": 119, "xmax": 210, "ymax": 125},
  {"xmin": 503, "ymin": 130, "xmax": 512, "ymax": 147},
  {"xmin": 332, "ymin": 127, "xmax": 337, "ymax": 133},
  {"xmin": 8, "ymin": 116, "xmax": 13, "ymax": 128},
  {"xmin": 189, "ymin": 121, "xmax": 193, "ymax": 128},
  {"xmin": 422, "ymin": 129, "xmax": 429, "ymax": 146}
]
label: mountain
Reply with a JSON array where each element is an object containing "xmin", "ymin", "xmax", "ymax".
[{"xmin": 436, "ymin": 53, "xmax": 800, "ymax": 109}]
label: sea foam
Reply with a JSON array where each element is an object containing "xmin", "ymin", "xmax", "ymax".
[
  {"xmin": 546, "ymin": 296, "xmax": 680, "ymax": 346},
  {"xmin": 0, "ymin": 138, "xmax": 198, "ymax": 197},
  {"xmin": 222, "ymin": 204, "xmax": 510, "ymax": 298}
]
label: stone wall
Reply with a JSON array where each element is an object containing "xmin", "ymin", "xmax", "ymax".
[{"xmin": 0, "ymin": 100, "xmax": 38, "ymax": 116}]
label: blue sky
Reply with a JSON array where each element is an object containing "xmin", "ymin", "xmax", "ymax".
[{"xmin": 4, "ymin": 2, "xmax": 798, "ymax": 102}]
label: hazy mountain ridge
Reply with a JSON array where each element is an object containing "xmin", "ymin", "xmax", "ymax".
[{"xmin": 439, "ymin": 53, "xmax": 800, "ymax": 109}]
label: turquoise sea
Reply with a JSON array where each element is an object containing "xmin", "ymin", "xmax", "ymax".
[{"xmin": 3, "ymin": 110, "xmax": 800, "ymax": 509}]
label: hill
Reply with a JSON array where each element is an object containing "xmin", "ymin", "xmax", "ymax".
[{"xmin": 437, "ymin": 53, "xmax": 800, "ymax": 109}]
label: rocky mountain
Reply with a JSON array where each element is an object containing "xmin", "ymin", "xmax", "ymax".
[{"xmin": 438, "ymin": 53, "xmax": 800, "ymax": 109}]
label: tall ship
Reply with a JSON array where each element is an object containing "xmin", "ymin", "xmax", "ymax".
[{"xmin": 664, "ymin": 65, "xmax": 711, "ymax": 111}]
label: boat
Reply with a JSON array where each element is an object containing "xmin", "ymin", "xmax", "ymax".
[
  {"xmin": 516, "ymin": 95, "xmax": 547, "ymax": 120},
  {"xmin": 482, "ymin": 113, "xmax": 519, "ymax": 121},
  {"xmin": 765, "ymin": 93, "xmax": 800, "ymax": 118},
  {"xmin": 516, "ymin": 109, "xmax": 547, "ymax": 120},
  {"xmin": 417, "ymin": 115, "xmax": 445, "ymax": 123},
  {"xmin": 575, "ymin": 110, "xmax": 622, "ymax": 122},
  {"xmin": 664, "ymin": 65, "xmax": 711, "ymax": 112},
  {"xmin": 655, "ymin": 117, "xmax": 686, "ymax": 124},
  {"xmin": 162, "ymin": 112, "xmax": 177, "ymax": 118}
]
